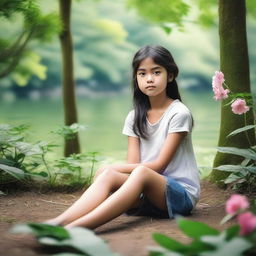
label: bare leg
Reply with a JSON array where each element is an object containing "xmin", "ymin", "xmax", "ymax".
[
  {"xmin": 65, "ymin": 166, "xmax": 167, "ymax": 229},
  {"xmin": 45, "ymin": 170, "xmax": 129, "ymax": 225}
]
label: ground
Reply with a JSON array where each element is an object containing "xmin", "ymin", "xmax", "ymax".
[{"xmin": 0, "ymin": 180, "xmax": 235, "ymax": 256}]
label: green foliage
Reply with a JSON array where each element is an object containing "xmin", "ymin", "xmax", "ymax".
[
  {"xmin": 0, "ymin": 0, "xmax": 61, "ymax": 81},
  {"xmin": 0, "ymin": 123, "xmax": 43, "ymax": 184},
  {"xmin": 0, "ymin": 123, "xmax": 100, "ymax": 190},
  {"xmin": 213, "ymin": 114, "xmax": 256, "ymax": 191},
  {"xmin": 247, "ymin": 0, "xmax": 256, "ymax": 19},
  {"xmin": 227, "ymin": 125, "xmax": 256, "ymax": 138},
  {"xmin": 191, "ymin": 0, "xmax": 218, "ymax": 27},
  {"xmin": 150, "ymin": 219, "xmax": 253, "ymax": 256},
  {"xmin": 177, "ymin": 218, "xmax": 220, "ymax": 239},
  {"xmin": 11, "ymin": 223, "xmax": 119, "ymax": 256},
  {"xmin": 54, "ymin": 152, "xmax": 100, "ymax": 186},
  {"xmin": 52, "ymin": 123, "xmax": 86, "ymax": 140},
  {"xmin": 12, "ymin": 51, "xmax": 47, "ymax": 86},
  {"xmin": 127, "ymin": 0, "xmax": 190, "ymax": 30}
]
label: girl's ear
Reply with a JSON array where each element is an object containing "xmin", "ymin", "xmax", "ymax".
[{"xmin": 168, "ymin": 74, "xmax": 174, "ymax": 82}]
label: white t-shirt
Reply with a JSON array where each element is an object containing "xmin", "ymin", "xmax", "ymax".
[{"xmin": 122, "ymin": 99, "xmax": 200, "ymax": 206}]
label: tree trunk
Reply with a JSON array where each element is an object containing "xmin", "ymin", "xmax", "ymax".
[
  {"xmin": 210, "ymin": 0, "xmax": 256, "ymax": 185},
  {"xmin": 59, "ymin": 0, "xmax": 80, "ymax": 156}
]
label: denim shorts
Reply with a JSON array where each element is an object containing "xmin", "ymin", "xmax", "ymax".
[{"xmin": 125, "ymin": 176, "xmax": 193, "ymax": 219}]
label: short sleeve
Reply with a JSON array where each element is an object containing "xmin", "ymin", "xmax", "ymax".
[
  {"xmin": 122, "ymin": 110, "xmax": 139, "ymax": 138},
  {"xmin": 168, "ymin": 111, "xmax": 192, "ymax": 133}
]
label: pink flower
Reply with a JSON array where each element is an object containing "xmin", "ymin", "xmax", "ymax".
[
  {"xmin": 237, "ymin": 212, "xmax": 256, "ymax": 235},
  {"xmin": 213, "ymin": 86, "xmax": 230, "ymax": 100},
  {"xmin": 212, "ymin": 71, "xmax": 225, "ymax": 87},
  {"xmin": 212, "ymin": 71, "xmax": 229, "ymax": 100},
  {"xmin": 225, "ymin": 194, "xmax": 249, "ymax": 215},
  {"xmin": 231, "ymin": 99, "xmax": 250, "ymax": 115}
]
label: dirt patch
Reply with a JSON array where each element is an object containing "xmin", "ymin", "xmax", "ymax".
[{"xmin": 0, "ymin": 180, "xmax": 235, "ymax": 256}]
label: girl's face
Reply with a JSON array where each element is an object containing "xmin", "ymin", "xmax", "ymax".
[{"xmin": 136, "ymin": 57, "xmax": 172, "ymax": 98}]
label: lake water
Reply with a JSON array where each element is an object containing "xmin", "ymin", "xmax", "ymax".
[{"xmin": 0, "ymin": 90, "xmax": 221, "ymax": 177}]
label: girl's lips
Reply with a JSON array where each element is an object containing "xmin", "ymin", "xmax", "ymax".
[{"xmin": 146, "ymin": 86, "xmax": 156, "ymax": 89}]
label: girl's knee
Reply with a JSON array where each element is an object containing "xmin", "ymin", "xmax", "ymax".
[
  {"xmin": 130, "ymin": 166, "xmax": 151, "ymax": 180},
  {"xmin": 98, "ymin": 168, "xmax": 118, "ymax": 180}
]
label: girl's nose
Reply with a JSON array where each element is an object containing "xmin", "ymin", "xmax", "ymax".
[{"xmin": 146, "ymin": 74, "xmax": 153, "ymax": 82}]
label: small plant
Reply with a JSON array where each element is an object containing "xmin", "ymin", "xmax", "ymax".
[
  {"xmin": 0, "ymin": 124, "xmax": 51, "ymax": 185},
  {"xmin": 214, "ymin": 145, "xmax": 256, "ymax": 192},
  {"xmin": 0, "ymin": 123, "xmax": 101, "ymax": 190},
  {"xmin": 11, "ymin": 222, "xmax": 119, "ymax": 256},
  {"xmin": 52, "ymin": 123, "xmax": 86, "ymax": 140},
  {"xmin": 149, "ymin": 194, "xmax": 256, "ymax": 256},
  {"xmin": 83, "ymin": 151, "xmax": 100, "ymax": 184}
]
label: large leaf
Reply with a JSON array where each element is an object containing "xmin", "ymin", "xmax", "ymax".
[
  {"xmin": 11, "ymin": 223, "xmax": 70, "ymax": 240},
  {"xmin": 225, "ymin": 225, "xmax": 240, "ymax": 241},
  {"xmin": 200, "ymin": 235, "xmax": 252, "ymax": 256},
  {"xmin": 148, "ymin": 246, "xmax": 181, "ymax": 256},
  {"xmin": 152, "ymin": 233, "xmax": 185, "ymax": 251},
  {"xmin": 0, "ymin": 158, "xmax": 16, "ymax": 166},
  {"xmin": 39, "ymin": 227, "xmax": 119, "ymax": 256},
  {"xmin": 0, "ymin": 134, "xmax": 24, "ymax": 145},
  {"xmin": 227, "ymin": 125, "xmax": 256, "ymax": 138},
  {"xmin": 224, "ymin": 173, "xmax": 245, "ymax": 184},
  {"xmin": 177, "ymin": 219, "xmax": 219, "ymax": 239},
  {"xmin": 217, "ymin": 147, "xmax": 256, "ymax": 160},
  {"xmin": 0, "ymin": 163, "xmax": 25, "ymax": 180},
  {"xmin": 15, "ymin": 142, "xmax": 42, "ymax": 156},
  {"xmin": 214, "ymin": 165, "xmax": 256, "ymax": 174}
]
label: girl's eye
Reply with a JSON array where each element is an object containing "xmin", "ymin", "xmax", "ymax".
[
  {"xmin": 138, "ymin": 72, "xmax": 146, "ymax": 76},
  {"xmin": 154, "ymin": 71, "xmax": 161, "ymax": 75}
]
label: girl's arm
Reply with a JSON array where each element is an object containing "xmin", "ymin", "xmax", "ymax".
[
  {"xmin": 104, "ymin": 132, "xmax": 187, "ymax": 174},
  {"xmin": 127, "ymin": 136, "xmax": 140, "ymax": 163}
]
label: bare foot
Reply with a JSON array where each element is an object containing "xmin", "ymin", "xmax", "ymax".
[{"xmin": 43, "ymin": 218, "xmax": 62, "ymax": 226}]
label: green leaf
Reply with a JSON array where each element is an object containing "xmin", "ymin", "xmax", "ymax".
[
  {"xmin": 224, "ymin": 173, "xmax": 243, "ymax": 184},
  {"xmin": 11, "ymin": 223, "xmax": 70, "ymax": 240},
  {"xmin": 214, "ymin": 165, "xmax": 256, "ymax": 174},
  {"xmin": 0, "ymin": 163, "xmax": 25, "ymax": 180},
  {"xmin": 0, "ymin": 158, "xmax": 16, "ymax": 166},
  {"xmin": 177, "ymin": 219, "xmax": 219, "ymax": 239},
  {"xmin": 152, "ymin": 233, "xmax": 185, "ymax": 251},
  {"xmin": 227, "ymin": 125, "xmax": 256, "ymax": 138},
  {"xmin": 148, "ymin": 246, "xmax": 181, "ymax": 256},
  {"xmin": 162, "ymin": 26, "xmax": 172, "ymax": 34},
  {"xmin": 186, "ymin": 240, "xmax": 215, "ymax": 254},
  {"xmin": 32, "ymin": 171, "xmax": 48, "ymax": 177},
  {"xmin": 200, "ymin": 236, "xmax": 252, "ymax": 256},
  {"xmin": 39, "ymin": 227, "xmax": 119, "ymax": 256},
  {"xmin": 225, "ymin": 225, "xmax": 240, "ymax": 241},
  {"xmin": 15, "ymin": 142, "xmax": 42, "ymax": 156},
  {"xmin": 56, "ymin": 169, "xmax": 74, "ymax": 175},
  {"xmin": 217, "ymin": 147, "xmax": 256, "ymax": 160}
]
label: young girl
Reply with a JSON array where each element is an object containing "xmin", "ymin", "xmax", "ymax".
[{"xmin": 45, "ymin": 45, "xmax": 200, "ymax": 229}]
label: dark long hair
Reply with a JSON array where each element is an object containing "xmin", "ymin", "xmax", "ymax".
[{"xmin": 132, "ymin": 45, "xmax": 182, "ymax": 139}]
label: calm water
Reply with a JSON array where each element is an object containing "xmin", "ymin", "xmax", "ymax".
[{"xmin": 0, "ymin": 91, "xmax": 221, "ymax": 177}]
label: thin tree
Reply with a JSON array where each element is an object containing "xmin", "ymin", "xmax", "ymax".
[
  {"xmin": 210, "ymin": 0, "xmax": 256, "ymax": 183},
  {"xmin": 59, "ymin": 0, "xmax": 80, "ymax": 156}
]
